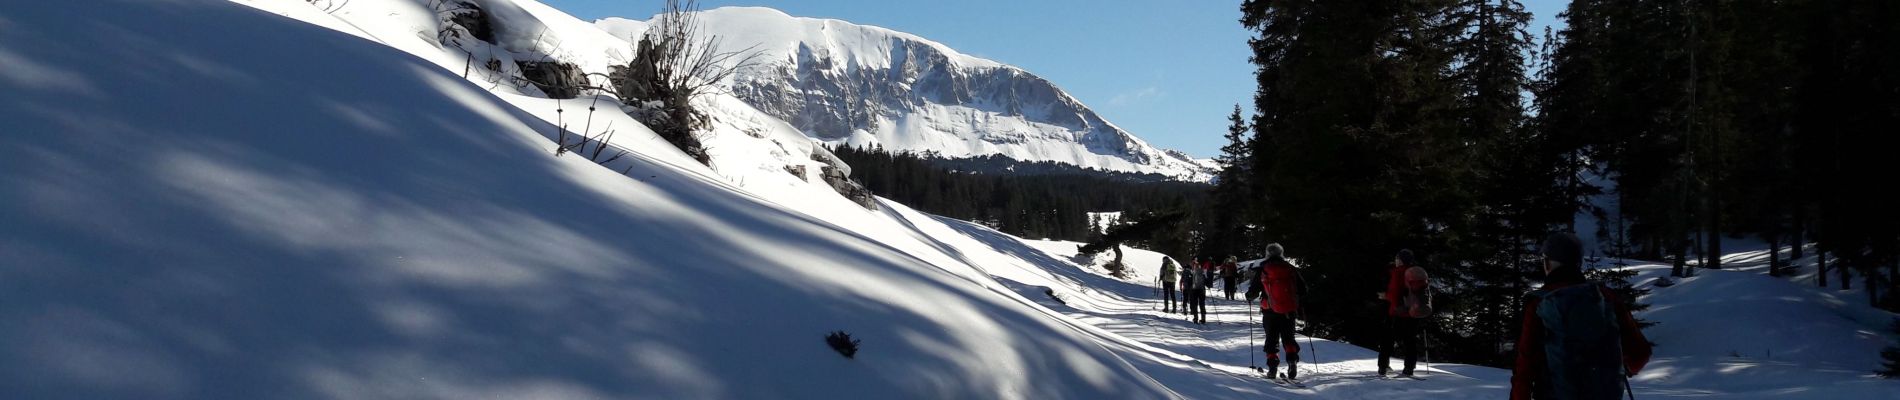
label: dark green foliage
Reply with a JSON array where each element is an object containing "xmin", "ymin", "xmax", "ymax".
[
  {"xmin": 1079, "ymin": 210, "xmax": 1188, "ymax": 277},
  {"xmin": 1240, "ymin": 0, "xmax": 1558, "ymax": 366},
  {"xmin": 1236, "ymin": 0, "xmax": 1900, "ymax": 369},
  {"xmin": 828, "ymin": 145, "xmax": 1207, "ymax": 243},
  {"xmin": 1199, "ymin": 105, "xmax": 1258, "ymax": 261},
  {"xmin": 1584, "ymin": 268, "xmax": 1656, "ymax": 330},
  {"xmin": 1541, "ymin": 0, "xmax": 1900, "ymax": 305}
]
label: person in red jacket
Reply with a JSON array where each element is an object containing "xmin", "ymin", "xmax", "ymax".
[
  {"xmin": 1377, "ymin": 249, "xmax": 1424, "ymax": 377},
  {"xmin": 1257, "ymin": 243, "xmax": 1303, "ymax": 380},
  {"xmin": 1510, "ymin": 233, "xmax": 1652, "ymax": 400}
]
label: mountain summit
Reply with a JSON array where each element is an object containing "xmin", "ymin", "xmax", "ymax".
[{"xmin": 598, "ymin": 7, "xmax": 1214, "ymax": 181}]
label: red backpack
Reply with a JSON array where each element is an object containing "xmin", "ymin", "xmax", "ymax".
[{"xmin": 1399, "ymin": 266, "xmax": 1433, "ymax": 318}]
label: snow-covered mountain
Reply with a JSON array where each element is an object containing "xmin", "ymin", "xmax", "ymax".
[{"xmin": 596, "ymin": 8, "xmax": 1216, "ymax": 181}]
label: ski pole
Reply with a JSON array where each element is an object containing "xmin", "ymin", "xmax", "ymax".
[
  {"xmin": 1301, "ymin": 308, "xmax": 1318, "ymax": 364},
  {"xmin": 1250, "ymin": 304, "xmax": 1260, "ymax": 372},
  {"xmin": 1421, "ymin": 320, "xmax": 1431, "ymax": 375}
]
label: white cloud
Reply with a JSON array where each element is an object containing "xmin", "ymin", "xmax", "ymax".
[{"xmin": 1108, "ymin": 86, "xmax": 1162, "ymax": 106}]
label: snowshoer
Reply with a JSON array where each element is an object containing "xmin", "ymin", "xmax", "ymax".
[
  {"xmin": 1255, "ymin": 243, "xmax": 1302, "ymax": 380},
  {"xmin": 1222, "ymin": 256, "xmax": 1240, "ymax": 300},
  {"xmin": 1160, "ymin": 257, "xmax": 1179, "ymax": 313},
  {"xmin": 1510, "ymin": 233, "xmax": 1652, "ymax": 400},
  {"xmin": 1378, "ymin": 249, "xmax": 1430, "ymax": 377}
]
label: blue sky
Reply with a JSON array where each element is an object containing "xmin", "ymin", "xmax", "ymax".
[{"xmin": 544, "ymin": 0, "xmax": 1569, "ymax": 158}]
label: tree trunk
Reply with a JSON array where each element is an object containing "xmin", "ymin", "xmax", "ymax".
[
  {"xmin": 1706, "ymin": 195, "xmax": 1722, "ymax": 269},
  {"xmin": 1696, "ymin": 230, "xmax": 1707, "ymax": 268},
  {"xmin": 1112, "ymin": 246, "xmax": 1126, "ymax": 277},
  {"xmin": 1842, "ymin": 257, "xmax": 1852, "ymax": 291},
  {"xmin": 1818, "ymin": 250, "xmax": 1828, "ymax": 287},
  {"xmin": 1791, "ymin": 211, "xmax": 1805, "ymax": 259},
  {"xmin": 1867, "ymin": 269, "xmax": 1879, "ymax": 307},
  {"xmin": 1767, "ymin": 233, "xmax": 1781, "ymax": 277},
  {"xmin": 1671, "ymin": 237, "xmax": 1688, "ymax": 278},
  {"xmin": 1889, "ymin": 249, "xmax": 1898, "ymax": 293}
]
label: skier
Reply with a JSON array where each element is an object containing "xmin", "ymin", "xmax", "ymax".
[
  {"xmin": 1160, "ymin": 257, "xmax": 1179, "ymax": 313},
  {"xmin": 1180, "ymin": 256, "xmax": 1201, "ymax": 319},
  {"xmin": 1196, "ymin": 257, "xmax": 1215, "ymax": 323},
  {"xmin": 1510, "ymin": 233, "xmax": 1652, "ymax": 400},
  {"xmin": 1378, "ymin": 249, "xmax": 1428, "ymax": 377},
  {"xmin": 1221, "ymin": 256, "xmax": 1240, "ymax": 300},
  {"xmin": 1253, "ymin": 243, "xmax": 1302, "ymax": 381}
]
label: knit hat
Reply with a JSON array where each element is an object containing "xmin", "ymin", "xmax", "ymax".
[
  {"xmin": 1265, "ymin": 243, "xmax": 1284, "ymax": 258},
  {"xmin": 1541, "ymin": 232, "xmax": 1584, "ymax": 269}
]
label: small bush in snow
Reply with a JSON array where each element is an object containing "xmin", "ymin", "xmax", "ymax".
[
  {"xmin": 825, "ymin": 331, "xmax": 861, "ymax": 359},
  {"xmin": 608, "ymin": 0, "xmax": 762, "ymax": 166},
  {"xmin": 1880, "ymin": 319, "xmax": 1900, "ymax": 378}
]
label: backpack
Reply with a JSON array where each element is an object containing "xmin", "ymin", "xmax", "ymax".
[
  {"xmin": 1533, "ymin": 283, "xmax": 1628, "ymax": 400},
  {"xmin": 1400, "ymin": 266, "xmax": 1433, "ymax": 318},
  {"xmin": 1179, "ymin": 265, "xmax": 1198, "ymax": 289}
]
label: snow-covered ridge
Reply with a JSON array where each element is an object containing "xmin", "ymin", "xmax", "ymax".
[{"xmin": 597, "ymin": 7, "xmax": 1215, "ymax": 181}]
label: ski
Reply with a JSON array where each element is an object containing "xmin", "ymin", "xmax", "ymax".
[{"xmin": 1268, "ymin": 373, "xmax": 1306, "ymax": 388}]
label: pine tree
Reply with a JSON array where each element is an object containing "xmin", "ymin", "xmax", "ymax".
[
  {"xmin": 1243, "ymin": 0, "xmax": 1478, "ymax": 353},
  {"xmin": 1201, "ymin": 105, "xmax": 1256, "ymax": 260},
  {"xmin": 1449, "ymin": 0, "xmax": 1548, "ymax": 365},
  {"xmin": 1880, "ymin": 318, "xmax": 1900, "ymax": 378}
]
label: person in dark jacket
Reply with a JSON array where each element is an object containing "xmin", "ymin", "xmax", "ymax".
[
  {"xmin": 1188, "ymin": 257, "xmax": 1212, "ymax": 324},
  {"xmin": 1257, "ymin": 243, "xmax": 1303, "ymax": 379},
  {"xmin": 1510, "ymin": 233, "xmax": 1652, "ymax": 400},
  {"xmin": 1160, "ymin": 257, "xmax": 1179, "ymax": 313},
  {"xmin": 1221, "ymin": 256, "xmax": 1240, "ymax": 300},
  {"xmin": 1378, "ymin": 249, "xmax": 1425, "ymax": 377},
  {"xmin": 1181, "ymin": 257, "xmax": 1202, "ymax": 320}
]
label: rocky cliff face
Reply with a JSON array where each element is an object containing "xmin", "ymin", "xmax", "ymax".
[{"xmin": 597, "ymin": 8, "xmax": 1213, "ymax": 181}]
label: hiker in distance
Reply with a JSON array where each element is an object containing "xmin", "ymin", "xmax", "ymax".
[
  {"xmin": 1378, "ymin": 249, "xmax": 1431, "ymax": 377},
  {"xmin": 1181, "ymin": 256, "xmax": 1203, "ymax": 321},
  {"xmin": 1196, "ymin": 258, "xmax": 1215, "ymax": 323},
  {"xmin": 1191, "ymin": 257, "xmax": 1213, "ymax": 324},
  {"xmin": 1221, "ymin": 256, "xmax": 1240, "ymax": 301},
  {"xmin": 1510, "ymin": 233, "xmax": 1652, "ymax": 400},
  {"xmin": 1160, "ymin": 257, "xmax": 1179, "ymax": 314},
  {"xmin": 1249, "ymin": 243, "xmax": 1304, "ymax": 381}
]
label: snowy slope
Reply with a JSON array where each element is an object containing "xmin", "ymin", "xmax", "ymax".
[
  {"xmin": 0, "ymin": 1, "xmax": 1176, "ymax": 398},
  {"xmin": 1596, "ymin": 251, "xmax": 1900, "ymax": 399},
  {"xmin": 595, "ymin": 7, "xmax": 1215, "ymax": 181},
  {"xmin": 6, "ymin": 0, "xmax": 1896, "ymax": 399}
]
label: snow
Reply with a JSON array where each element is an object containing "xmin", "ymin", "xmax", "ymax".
[
  {"xmin": 593, "ymin": 7, "xmax": 1215, "ymax": 181},
  {"xmin": 2, "ymin": 0, "xmax": 1896, "ymax": 399},
  {"xmin": 598, "ymin": 7, "xmax": 1002, "ymax": 72},
  {"xmin": 0, "ymin": 1, "xmax": 1170, "ymax": 398},
  {"xmin": 1588, "ymin": 250, "xmax": 1900, "ymax": 399}
]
